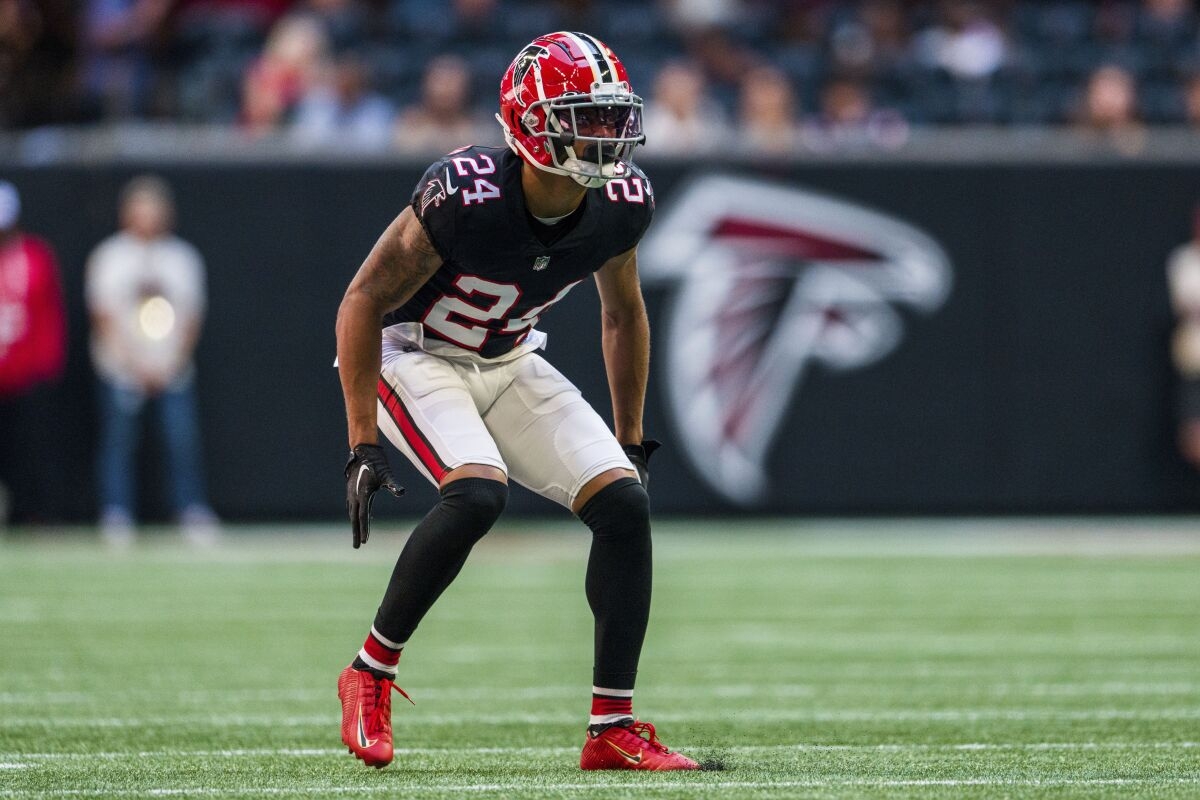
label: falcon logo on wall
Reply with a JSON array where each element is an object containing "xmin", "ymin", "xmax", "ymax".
[{"xmin": 640, "ymin": 175, "xmax": 952, "ymax": 506}]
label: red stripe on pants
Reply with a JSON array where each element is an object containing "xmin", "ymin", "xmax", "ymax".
[{"xmin": 377, "ymin": 378, "xmax": 447, "ymax": 482}]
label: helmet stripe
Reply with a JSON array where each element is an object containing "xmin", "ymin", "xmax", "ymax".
[
  {"xmin": 560, "ymin": 30, "xmax": 605, "ymax": 85},
  {"xmin": 577, "ymin": 32, "xmax": 618, "ymax": 83},
  {"xmin": 532, "ymin": 49, "xmax": 547, "ymax": 102}
]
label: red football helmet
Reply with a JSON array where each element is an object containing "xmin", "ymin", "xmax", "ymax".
[{"xmin": 497, "ymin": 32, "xmax": 644, "ymax": 189}]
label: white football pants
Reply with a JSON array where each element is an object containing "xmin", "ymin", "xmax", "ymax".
[{"xmin": 376, "ymin": 323, "xmax": 633, "ymax": 508}]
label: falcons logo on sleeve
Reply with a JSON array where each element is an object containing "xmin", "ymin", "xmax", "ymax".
[
  {"xmin": 640, "ymin": 175, "xmax": 952, "ymax": 506},
  {"xmin": 420, "ymin": 177, "xmax": 448, "ymax": 212}
]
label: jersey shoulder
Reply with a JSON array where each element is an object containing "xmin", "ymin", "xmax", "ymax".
[
  {"xmin": 411, "ymin": 144, "xmax": 509, "ymax": 218},
  {"xmin": 595, "ymin": 162, "xmax": 655, "ymax": 253},
  {"xmin": 410, "ymin": 145, "xmax": 513, "ymax": 260}
]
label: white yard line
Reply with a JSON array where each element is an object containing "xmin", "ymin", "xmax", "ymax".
[
  {"xmin": 1, "ymin": 778, "xmax": 1200, "ymax": 797},
  {"xmin": 5, "ymin": 681, "xmax": 1197, "ymax": 706},
  {"xmin": 2, "ymin": 742, "xmax": 1197, "ymax": 760},
  {"xmin": 5, "ymin": 707, "xmax": 1200, "ymax": 727}
]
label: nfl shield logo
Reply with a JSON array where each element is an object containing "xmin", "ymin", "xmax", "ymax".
[{"xmin": 532, "ymin": 256, "xmax": 551, "ymax": 271}]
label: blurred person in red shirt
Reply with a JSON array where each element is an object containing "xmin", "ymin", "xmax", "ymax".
[
  {"xmin": 241, "ymin": 13, "xmax": 330, "ymax": 137},
  {"xmin": 0, "ymin": 180, "xmax": 67, "ymax": 525}
]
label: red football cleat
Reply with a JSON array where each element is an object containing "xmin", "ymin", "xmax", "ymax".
[
  {"xmin": 337, "ymin": 664, "xmax": 413, "ymax": 768},
  {"xmin": 580, "ymin": 720, "xmax": 700, "ymax": 771}
]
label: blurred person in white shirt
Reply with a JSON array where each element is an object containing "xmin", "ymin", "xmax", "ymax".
[
  {"xmin": 641, "ymin": 60, "xmax": 729, "ymax": 155},
  {"xmin": 1167, "ymin": 205, "xmax": 1200, "ymax": 470},
  {"xmin": 800, "ymin": 76, "xmax": 909, "ymax": 152},
  {"xmin": 86, "ymin": 175, "xmax": 218, "ymax": 545},
  {"xmin": 393, "ymin": 55, "xmax": 480, "ymax": 153},
  {"xmin": 292, "ymin": 55, "xmax": 396, "ymax": 151},
  {"xmin": 1075, "ymin": 64, "xmax": 1146, "ymax": 155},
  {"xmin": 913, "ymin": 0, "xmax": 1007, "ymax": 81},
  {"xmin": 736, "ymin": 64, "xmax": 799, "ymax": 155}
]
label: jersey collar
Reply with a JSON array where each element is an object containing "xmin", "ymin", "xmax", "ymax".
[{"xmin": 504, "ymin": 149, "xmax": 600, "ymax": 252}]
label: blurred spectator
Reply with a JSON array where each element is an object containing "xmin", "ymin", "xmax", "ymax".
[
  {"xmin": 800, "ymin": 76, "xmax": 909, "ymax": 152},
  {"xmin": 80, "ymin": 0, "xmax": 172, "ymax": 118},
  {"xmin": 661, "ymin": 0, "xmax": 743, "ymax": 33},
  {"xmin": 391, "ymin": 0, "xmax": 499, "ymax": 44},
  {"xmin": 241, "ymin": 13, "xmax": 330, "ymax": 137},
  {"xmin": 448, "ymin": 0, "xmax": 500, "ymax": 42},
  {"xmin": 299, "ymin": 0, "xmax": 370, "ymax": 51},
  {"xmin": 394, "ymin": 55, "xmax": 478, "ymax": 153},
  {"xmin": 1075, "ymin": 64, "xmax": 1146, "ymax": 154},
  {"xmin": 1093, "ymin": 1, "xmax": 1137, "ymax": 45},
  {"xmin": 175, "ymin": 0, "xmax": 292, "ymax": 30},
  {"xmin": 736, "ymin": 64, "xmax": 798, "ymax": 155},
  {"xmin": 0, "ymin": 0, "xmax": 78, "ymax": 127},
  {"xmin": 19, "ymin": 1, "xmax": 1200, "ymax": 136},
  {"xmin": 1167, "ymin": 205, "xmax": 1200, "ymax": 470},
  {"xmin": 85, "ymin": 176, "xmax": 218, "ymax": 545},
  {"xmin": 828, "ymin": 0, "xmax": 912, "ymax": 79},
  {"xmin": 0, "ymin": 0, "xmax": 44, "ymax": 125},
  {"xmin": 292, "ymin": 55, "xmax": 395, "ymax": 150},
  {"xmin": 1183, "ymin": 74, "xmax": 1200, "ymax": 126},
  {"xmin": 682, "ymin": 26, "xmax": 754, "ymax": 91},
  {"xmin": 641, "ymin": 60, "xmax": 728, "ymax": 155},
  {"xmin": 913, "ymin": 0, "xmax": 1007, "ymax": 81},
  {"xmin": 0, "ymin": 181, "xmax": 67, "ymax": 525},
  {"xmin": 1138, "ymin": 0, "xmax": 1194, "ymax": 46}
]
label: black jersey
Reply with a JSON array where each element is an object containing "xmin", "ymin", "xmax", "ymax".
[{"xmin": 385, "ymin": 145, "xmax": 654, "ymax": 359}]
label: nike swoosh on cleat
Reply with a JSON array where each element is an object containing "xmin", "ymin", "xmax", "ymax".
[
  {"xmin": 443, "ymin": 168, "xmax": 459, "ymax": 195},
  {"xmin": 357, "ymin": 705, "xmax": 378, "ymax": 748},
  {"xmin": 602, "ymin": 739, "xmax": 643, "ymax": 765},
  {"xmin": 356, "ymin": 464, "xmax": 370, "ymax": 494}
]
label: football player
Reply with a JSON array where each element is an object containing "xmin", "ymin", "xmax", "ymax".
[{"xmin": 334, "ymin": 32, "xmax": 699, "ymax": 771}]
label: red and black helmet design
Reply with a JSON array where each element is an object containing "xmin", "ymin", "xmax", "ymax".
[{"xmin": 497, "ymin": 32, "xmax": 645, "ymax": 188}]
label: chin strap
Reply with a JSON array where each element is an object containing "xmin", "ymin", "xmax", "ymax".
[{"xmin": 562, "ymin": 158, "xmax": 618, "ymax": 189}]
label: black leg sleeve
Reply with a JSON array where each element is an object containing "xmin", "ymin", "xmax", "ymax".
[
  {"xmin": 373, "ymin": 477, "xmax": 508, "ymax": 644},
  {"xmin": 577, "ymin": 477, "xmax": 652, "ymax": 691}
]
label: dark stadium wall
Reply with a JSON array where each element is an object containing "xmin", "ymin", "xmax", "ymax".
[{"xmin": 8, "ymin": 161, "xmax": 1199, "ymax": 521}]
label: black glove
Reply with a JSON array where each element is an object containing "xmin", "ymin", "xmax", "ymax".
[
  {"xmin": 345, "ymin": 444, "xmax": 404, "ymax": 549},
  {"xmin": 622, "ymin": 440, "xmax": 661, "ymax": 490}
]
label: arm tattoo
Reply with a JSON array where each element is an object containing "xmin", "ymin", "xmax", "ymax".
[{"xmin": 353, "ymin": 207, "xmax": 442, "ymax": 311}]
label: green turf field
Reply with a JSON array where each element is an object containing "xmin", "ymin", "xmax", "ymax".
[{"xmin": 2, "ymin": 519, "xmax": 1199, "ymax": 799}]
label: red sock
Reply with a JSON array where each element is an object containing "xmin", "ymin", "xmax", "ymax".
[
  {"xmin": 590, "ymin": 687, "xmax": 633, "ymax": 726},
  {"xmin": 357, "ymin": 627, "xmax": 404, "ymax": 676}
]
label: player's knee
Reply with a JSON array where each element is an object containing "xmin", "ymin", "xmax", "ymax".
[
  {"xmin": 440, "ymin": 477, "xmax": 508, "ymax": 531},
  {"xmin": 577, "ymin": 477, "xmax": 649, "ymax": 539}
]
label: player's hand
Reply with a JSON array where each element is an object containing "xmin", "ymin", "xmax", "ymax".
[
  {"xmin": 345, "ymin": 444, "xmax": 404, "ymax": 549},
  {"xmin": 622, "ymin": 440, "xmax": 661, "ymax": 490}
]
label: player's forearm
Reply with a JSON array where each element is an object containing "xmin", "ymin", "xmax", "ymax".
[
  {"xmin": 336, "ymin": 291, "xmax": 385, "ymax": 447},
  {"xmin": 602, "ymin": 311, "xmax": 650, "ymax": 445},
  {"xmin": 335, "ymin": 208, "xmax": 443, "ymax": 447}
]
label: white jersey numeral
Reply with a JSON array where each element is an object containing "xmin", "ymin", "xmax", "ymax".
[
  {"xmin": 605, "ymin": 178, "xmax": 646, "ymax": 204},
  {"xmin": 424, "ymin": 276, "xmax": 583, "ymax": 351},
  {"xmin": 500, "ymin": 280, "xmax": 583, "ymax": 334},
  {"xmin": 451, "ymin": 154, "xmax": 502, "ymax": 206},
  {"xmin": 423, "ymin": 276, "xmax": 520, "ymax": 350},
  {"xmin": 461, "ymin": 179, "xmax": 501, "ymax": 205}
]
